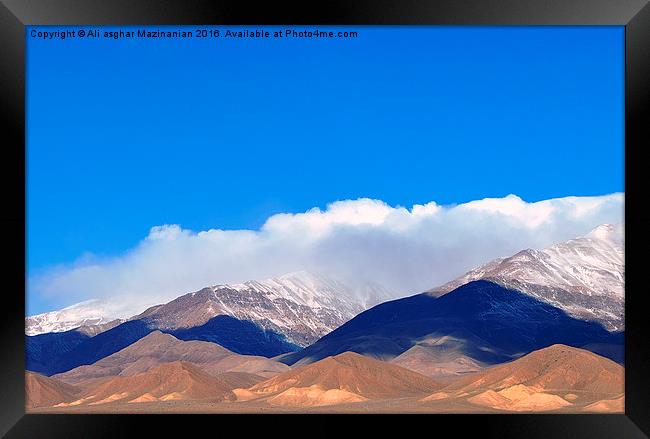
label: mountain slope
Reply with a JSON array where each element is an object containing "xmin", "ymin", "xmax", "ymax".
[
  {"xmin": 170, "ymin": 315, "xmax": 299, "ymax": 357},
  {"xmin": 26, "ymin": 300, "xmax": 124, "ymax": 336},
  {"xmin": 53, "ymin": 331, "xmax": 289, "ymax": 384},
  {"xmin": 134, "ymin": 271, "xmax": 384, "ymax": 347},
  {"xmin": 26, "ymin": 271, "xmax": 389, "ymax": 375},
  {"xmin": 422, "ymin": 344, "xmax": 624, "ymax": 412},
  {"xmin": 29, "ymin": 314, "xmax": 297, "ymax": 376},
  {"xmin": 430, "ymin": 224, "xmax": 624, "ymax": 330},
  {"xmin": 25, "ymin": 372, "xmax": 82, "ymax": 408},
  {"xmin": 244, "ymin": 351, "xmax": 441, "ymax": 406},
  {"xmin": 444, "ymin": 344, "xmax": 624, "ymax": 395},
  {"xmin": 27, "ymin": 272, "xmax": 393, "ymax": 351},
  {"xmin": 390, "ymin": 339, "xmax": 484, "ymax": 378},
  {"xmin": 26, "ymin": 329, "xmax": 91, "ymax": 374},
  {"xmin": 60, "ymin": 361, "xmax": 238, "ymax": 406},
  {"xmin": 38, "ymin": 320, "xmax": 156, "ymax": 376},
  {"xmin": 281, "ymin": 280, "xmax": 622, "ymax": 367}
]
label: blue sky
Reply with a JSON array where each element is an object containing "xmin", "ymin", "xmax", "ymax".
[{"xmin": 27, "ymin": 26, "xmax": 624, "ymax": 314}]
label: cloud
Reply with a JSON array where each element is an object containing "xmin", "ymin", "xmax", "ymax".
[{"xmin": 29, "ymin": 193, "xmax": 624, "ymax": 317}]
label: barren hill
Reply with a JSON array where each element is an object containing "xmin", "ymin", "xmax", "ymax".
[
  {"xmin": 25, "ymin": 372, "xmax": 81, "ymax": 408},
  {"xmin": 245, "ymin": 351, "xmax": 441, "ymax": 406},
  {"xmin": 390, "ymin": 334, "xmax": 485, "ymax": 378},
  {"xmin": 422, "ymin": 344, "xmax": 624, "ymax": 412},
  {"xmin": 444, "ymin": 344, "xmax": 623, "ymax": 395},
  {"xmin": 63, "ymin": 361, "xmax": 238, "ymax": 406},
  {"xmin": 54, "ymin": 331, "xmax": 288, "ymax": 384}
]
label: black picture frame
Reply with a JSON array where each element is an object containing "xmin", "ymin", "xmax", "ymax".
[{"xmin": 1, "ymin": 1, "xmax": 648, "ymax": 437}]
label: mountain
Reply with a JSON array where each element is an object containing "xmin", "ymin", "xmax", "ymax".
[
  {"xmin": 210, "ymin": 371, "xmax": 266, "ymax": 390},
  {"xmin": 74, "ymin": 320, "xmax": 125, "ymax": 336},
  {"xmin": 56, "ymin": 361, "xmax": 239, "ymax": 406},
  {"xmin": 443, "ymin": 344, "xmax": 624, "ymax": 395},
  {"xmin": 26, "ymin": 300, "xmax": 124, "ymax": 336},
  {"xmin": 53, "ymin": 331, "xmax": 289, "ymax": 385},
  {"xmin": 583, "ymin": 396, "xmax": 625, "ymax": 412},
  {"xmin": 26, "ymin": 271, "xmax": 393, "ymax": 348},
  {"xmin": 51, "ymin": 331, "xmax": 230, "ymax": 384},
  {"xmin": 199, "ymin": 353, "xmax": 289, "ymax": 379},
  {"xmin": 390, "ymin": 337, "xmax": 484, "ymax": 378},
  {"xmin": 28, "ymin": 346, "xmax": 623, "ymax": 412},
  {"xmin": 25, "ymin": 372, "xmax": 82, "ymax": 409},
  {"xmin": 241, "ymin": 351, "xmax": 441, "ymax": 406},
  {"xmin": 280, "ymin": 280, "xmax": 623, "ymax": 367},
  {"xmin": 421, "ymin": 344, "xmax": 624, "ymax": 412},
  {"xmin": 27, "ymin": 315, "xmax": 298, "ymax": 376},
  {"xmin": 134, "ymin": 271, "xmax": 389, "ymax": 347},
  {"xmin": 31, "ymin": 319, "xmax": 156, "ymax": 376},
  {"xmin": 26, "ymin": 271, "xmax": 393, "ymax": 376},
  {"xmin": 430, "ymin": 224, "xmax": 624, "ymax": 331},
  {"xmin": 169, "ymin": 315, "xmax": 300, "ymax": 357},
  {"xmin": 26, "ymin": 329, "xmax": 92, "ymax": 374}
]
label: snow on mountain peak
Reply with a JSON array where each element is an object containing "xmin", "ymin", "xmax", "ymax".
[
  {"xmin": 26, "ymin": 269, "xmax": 394, "ymax": 345},
  {"xmin": 586, "ymin": 223, "xmax": 623, "ymax": 244},
  {"xmin": 218, "ymin": 270, "xmax": 356, "ymax": 309},
  {"xmin": 430, "ymin": 224, "xmax": 625, "ymax": 331},
  {"xmin": 125, "ymin": 270, "xmax": 395, "ymax": 347},
  {"xmin": 25, "ymin": 300, "xmax": 124, "ymax": 336}
]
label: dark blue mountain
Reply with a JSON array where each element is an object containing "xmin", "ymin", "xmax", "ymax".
[
  {"xmin": 26, "ymin": 316, "xmax": 300, "ymax": 376},
  {"xmin": 280, "ymin": 280, "xmax": 624, "ymax": 366},
  {"xmin": 171, "ymin": 315, "xmax": 300, "ymax": 357},
  {"xmin": 25, "ymin": 329, "xmax": 90, "ymax": 374},
  {"xmin": 30, "ymin": 319, "xmax": 155, "ymax": 376}
]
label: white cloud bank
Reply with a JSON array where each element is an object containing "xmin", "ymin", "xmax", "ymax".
[{"xmin": 30, "ymin": 193, "xmax": 624, "ymax": 317}]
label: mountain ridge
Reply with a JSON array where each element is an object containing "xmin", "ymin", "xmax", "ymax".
[
  {"xmin": 429, "ymin": 224, "xmax": 624, "ymax": 330},
  {"xmin": 28, "ymin": 271, "xmax": 394, "ymax": 347},
  {"xmin": 421, "ymin": 344, "xmax": 624, "ymax": 412},
  {"xmin": 53, "ymin": 331, "xmax": 290, "ymax": 385},
  {"xmin": 280, "ymin": 280, "xmax": 623, "ymax": 367},
  {"xmin": 241, "ymin": 351, "xmax": 441, "ymax": 406}
]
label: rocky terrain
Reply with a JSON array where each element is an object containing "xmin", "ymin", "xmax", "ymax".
[
  {"xmin": 134, "ymin": 271, "xmax": 388, "ymax": 347},
  {"xmin": 27, "ymin": 271, "xmax": 394, "ymax": 348}
]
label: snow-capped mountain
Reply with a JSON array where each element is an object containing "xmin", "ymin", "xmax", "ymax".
[
  {"xmin": 135, "ymin": 271, "xmax": 393, "ymax": 347},
  {"xmin": 26, "ymin": 271, "xmax": 393, "ymax": 345},
  {"xmin": 430, "ymin": 224, "xmax": 624, "ymax": 331},
  {"xmin": 25, "ymin": 300, "xmax": 124, "ymax": 336}
]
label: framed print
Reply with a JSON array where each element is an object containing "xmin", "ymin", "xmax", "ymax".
[{"xmin": 1, "ymin": 0, "xmax": 648, "ymax": 437}]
